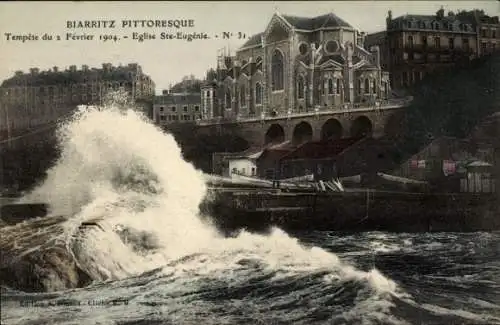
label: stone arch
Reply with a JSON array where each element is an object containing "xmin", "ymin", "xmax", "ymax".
[
  {"xmin": 321, "ymin": 119, "xmax": 343, "ymax": 140},
  {"xmin": 265, "ymin": 123, "xmax": 285, "ymax": 145},
  {"xmin": 350, "ymin": 116, "xmax": 373, "ymax": 138},
  {"xmin": 292, "ymin": 121, "xmax": 313, "ymax": 145}
]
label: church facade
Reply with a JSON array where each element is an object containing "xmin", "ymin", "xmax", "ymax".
[{"xmin": 201, "ymin": 12, "xmax": 392, "ymax": 120}]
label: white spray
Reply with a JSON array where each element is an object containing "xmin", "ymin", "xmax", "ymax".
[{"xmin": 20, "ymin": 95, "xmax": 402, "ymax": 317}]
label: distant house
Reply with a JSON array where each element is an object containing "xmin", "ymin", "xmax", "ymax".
[
  {"xmin": 334, "ymin": 137, "xmax": 405, "ymax": 177},
  {"xmin": 391, "ymin": 136, "xmax": 495, "ymax": 192},
  {"xmin": 212, "ymin": 141, "xmax": 295, "ymax": 178},
  {"xmin": 153, "ymin": 90, "xmax": 202, "ymax": 125},
  {"xmin": 227, "ymin": 151, "xmax": 260, "ymax": 178},
  {"xmin": 460, "ymin": 160, "xmax": 495, "ymax": 193},
  {"xmin": 278, "ymin": 138, "xmax": 361, "ymax": 180},
  {"xmin": 256, "ymin": 141, "xmax": 295, "ymax": 179}
]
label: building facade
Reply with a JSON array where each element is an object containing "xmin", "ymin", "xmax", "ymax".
[
  {"xmin": 366, "ymin": 9, "xmax": 499, "ymax": 90},
  {"xmin": 201, "ymin": 12, "xmax": 392, "ymax": 121},
  {"xmin": 0, "ymin": 63, "xmax": 155, "ymax": 138},
  {"xmin": 478, "ymin": 14, "xmax": 499, "ymax": 56},
  {"xmin": 153, "ymin": 90, "xmax": 202, "ymax": 125},
  {"xmin": 384, "ymin": 9, "xmax": 478, "ymax": 89}
]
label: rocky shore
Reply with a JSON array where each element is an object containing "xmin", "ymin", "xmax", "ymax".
[{"xmin": 0, "ymin": 215, "xmax": 92, "ymax": 292}]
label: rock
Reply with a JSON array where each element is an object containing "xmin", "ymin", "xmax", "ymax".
[{"xmin": 0, "ymin": 215, "xmax": 93, "ymax": 292}]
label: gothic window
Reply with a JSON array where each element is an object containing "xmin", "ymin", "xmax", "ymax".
[
  {"xmin": 328, "ymin": 79, "xmax": 334, "ymax": 94},
  {"xmin": 240, "ymin": 84, "xmax": 246, "ymax": 107},
  {"xmin": 315, "ymin": 80, "xmax": 321, "ymax": 104},
  {"xmin": 357, "ymin": 79, "xmax": 362, "ymax": 94},
  {"xmin": 255, "ymin": 82, "xmax": 262, "ymax": 105},
  {"xmin": 297, "ymin": 75, "xmax": 304, "ymax": 99},
  {"xmin": 271, "ymin": 50, "xmax": 284, "ymax": 91},
  {"xmin": 225, "ymin": 91, "xmax": 231, "ymax": 109},
  {"xmin": 336, "ymin": 79, "xmax": 341, "ymax": 94},
  {"xmin": 364, "ymin": 78, "xmax": 370, "ymax": 94},
  {"xmin": 372, "ymin": 79, "xmax": 377, "ymax": 94}
]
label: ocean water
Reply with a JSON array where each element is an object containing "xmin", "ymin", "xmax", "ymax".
[{"xmin": 1, "ymin": 97, "xmax": 499, "ymax": 325}]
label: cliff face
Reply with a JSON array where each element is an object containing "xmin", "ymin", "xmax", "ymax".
[{"xmin": 395, "ymin": 53, "xmax": 500, "ymax": 154}]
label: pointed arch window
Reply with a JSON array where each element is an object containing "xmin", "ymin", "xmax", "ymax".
[
  {"xmin": 225, "ymin": 91, "xmax": 231, "ymax": 109},
  {"xmin": 364, "ymin": 78, "xmax": 370, "ymax": 94},
  {"xmin": 336, "ymin": 79, "xmax": 341, "ymax": 94},
  {"xmin": 240, "ymin": 84, "xmax": 246, "ymax": 107},
  {"xmin": 297, "ymin": 75, "xmax": 304, "ymax": 99},
  {"xmin": 255, "ymin": 82, "xmax": 262, "ymax": 105},
  {"xmin": 271, "ymin": 50, "xmax": 284, "ymax": 91},
  {"xmin": 357, "ymin": 79, "xmax": 362, "ymax": 94},
  {"xmin": 328, "ymin": 78, "xmax": 334, "ymax": 94},
  {"xmin": 372, "ymin": 79, "xmax": 377, "ymax": 94}
]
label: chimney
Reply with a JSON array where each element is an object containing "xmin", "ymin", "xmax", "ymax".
[
  {"xmin": 102, "ymin": 63, "xmax": 112, "ymax": 71},
  {"xmin": 436, "ymin": 7, "xmax": 445, "ymax": 20},
  {"xmin": 386, "ymin": 10, "xmax": 393, "ymax": 29},
  {"xmin": 82, "ymin": 65, "xmax": 89, "ymax": 71},
  {"xmin": 15, "ymin": 71, "xmax": 24, "ymax": 76},
  {"xmin": 53, "ymin": 66, "xmax": 59, "ymax": 73},
  {"xmin": 69, "ymin": 65, "xmax": 77, "ymax": 72},
  {"xmin": 29, "ymin": 68, "xmax": 39, "ymax": 75}
]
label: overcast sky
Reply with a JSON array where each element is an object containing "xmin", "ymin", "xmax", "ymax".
[{"xmin": 1, "ymin": 1, "xmax": 498, "ymax": 93}]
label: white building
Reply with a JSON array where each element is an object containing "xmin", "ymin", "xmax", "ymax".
[{"xmin": 227, "ymin": 151, "xmax": 262, "ymax": 178}]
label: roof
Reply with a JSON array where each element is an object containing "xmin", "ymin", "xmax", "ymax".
[
  {"xmin": 225, "ymin": 148, "xmax": 264, "ymax": 160},
  {"xmin": 280, "ymin": 138, "xmax": 361, "ymax": 161},
  {"xmin": 241, "ymin": 33, "xmax": 263, "ymax": 48},
  {"xmin": 317, "ymin": 54, "xmax": 345, "ymax": 66},
  {"xmin": 364, "ymin": 31, "xmax": 387, "ymax": 48},
  {"xmin": 468, "ymin": 160, "xmax": 492, "ymax": 167},
  {"xmin": 154, "ymin": 93, "xmax": 200, "ymax": 105},
  {"xmin": 1, "ymin": 65, "xmax": 144, "ymax": 88},
  {"xmin": 337, "ymin": 138, "xmax": 406, "ymax": 176},
  {"xmin": 389, "ymin": 14, "xmax": 476, "ymax": 33},
  {"xmin": 257, "ymin": 141, "xmax": 296, "ymax": 163},
  {"xmin": 281, "ymin": 13, "xmax": 353, "ymax": 30}
]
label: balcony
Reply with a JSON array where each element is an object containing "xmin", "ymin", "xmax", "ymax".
[
  {"xmin": 404, "ymin": 44, "xmax": 474, "ymax": 55},
  {"xmin": 195, "ymin": 97, "xmax": 413, "ymax": 126}
]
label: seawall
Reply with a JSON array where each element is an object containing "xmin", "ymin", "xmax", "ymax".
[{"xmin": 201, "ymin": 189, "xmax": 500, "ymax": 234}]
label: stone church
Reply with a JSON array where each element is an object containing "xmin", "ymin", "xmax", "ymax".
[{"xmin": 201, "ymin": 12, "xmax": 392, "ymax": 120}]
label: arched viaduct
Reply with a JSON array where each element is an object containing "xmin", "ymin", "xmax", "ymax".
[{"xmin": 197, "ymin": 106, "xmax": 406, "ymax": 148}]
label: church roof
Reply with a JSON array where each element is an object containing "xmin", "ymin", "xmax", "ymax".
[
  {"xmin": 317, "ymin": 54, "xmax": 345, "ymax": 66},
  {"xmin": 241, "ymin": 33, "xmax": 263, "ymax": 48},
  {"xmin": 281, "ymin": 13, "xmax": 353, "ymax": 30}
]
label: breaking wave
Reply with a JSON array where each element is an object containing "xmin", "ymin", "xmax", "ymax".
[{"xmin": 10, "ymin": 95, "xmax": 409, "ymax": 324}]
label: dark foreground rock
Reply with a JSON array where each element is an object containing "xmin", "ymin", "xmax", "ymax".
[{"xmin": 0, "ymin": 215, "xmax": 92, "ymax": 292}]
